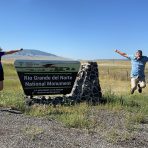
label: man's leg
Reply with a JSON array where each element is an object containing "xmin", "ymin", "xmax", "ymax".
[
  {"xmin": 138, "ymin": 78, "xmax": 146, "ymax": 93},
  {"xmin": 0, "ymin": 81, "xmax": 3, "ymax": 91},
  {"xmin": 131, "ymin": 77, "xmax": 138, "ymax": 94}
]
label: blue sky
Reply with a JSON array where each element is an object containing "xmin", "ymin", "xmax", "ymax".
[{"xmin": 0, "ymin": 0, "xmax": 148, "ymax": 60}]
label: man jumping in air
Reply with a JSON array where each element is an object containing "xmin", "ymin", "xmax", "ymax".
[
  {"xmin": 0, "ymin": 48, "xmax": 23, "ymax": 91},
  {"xmin": 115, "ymin": 49, "xmax": 148, "ymax": 94}
]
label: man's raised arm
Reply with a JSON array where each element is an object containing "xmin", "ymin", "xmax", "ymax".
[{"xmin": 114, "ymin": 49, "xmax": 128, "ymax": 58}]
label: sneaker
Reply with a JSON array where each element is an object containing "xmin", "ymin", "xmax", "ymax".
[
  {"xmin": 131, "ymin": 89, "xmax": 135, "ymax": 94},
  {"xmin": 138, "ymin": 84, "xmax": 142, "ymax": 93}
]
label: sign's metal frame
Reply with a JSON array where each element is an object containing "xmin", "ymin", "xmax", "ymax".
[{"xmin": 14, "ymin": 60, "xmax": 80, "ymax": 97}]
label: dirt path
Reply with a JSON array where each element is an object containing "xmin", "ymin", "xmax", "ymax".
[{"xmin": 0, "ymin": 108, "xmax": 147, "ymax": 148}]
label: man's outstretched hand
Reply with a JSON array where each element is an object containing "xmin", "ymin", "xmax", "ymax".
[{"xmin": 114, "ymin": 49, "xmax": 118, "ymax": 53}]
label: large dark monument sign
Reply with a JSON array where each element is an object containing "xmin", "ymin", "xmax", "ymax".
[{"xmin": 14, "ymin": 60, "xmax": 80, "ymax": 96}]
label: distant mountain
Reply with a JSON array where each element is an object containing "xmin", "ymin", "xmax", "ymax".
[
  {"xmin": 14, "ymin": 49, "xmax": 57, "ymax": 57},
  {"xmin": 3, "ymin": 49, "xmax": 71, "ymax": 60}
]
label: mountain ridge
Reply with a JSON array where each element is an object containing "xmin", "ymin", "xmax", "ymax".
[
  {"xmin": 3, "ymin": 49, "xmax": 71, "ymax": 60},
  {"xmin": 14, "ymin": 49, "xmax": 57, "ymax": 57}
]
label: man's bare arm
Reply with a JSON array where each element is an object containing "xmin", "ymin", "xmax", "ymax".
[
  {"xmin": 114, "ymin": 49, "xmax": 128, "ymax": 58},
  {"xmin": 4, "ymin": 48, "xmax": 23, "ymax": 55}
]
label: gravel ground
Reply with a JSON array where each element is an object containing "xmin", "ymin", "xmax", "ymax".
[{"xmin": 0, "ymin": 108, "xmax": 147, "ymax": 148}]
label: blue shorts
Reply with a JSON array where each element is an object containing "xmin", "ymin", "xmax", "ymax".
[{"xmin": 0, "ymin": 69, "xmax": 4, "ymax": 81}]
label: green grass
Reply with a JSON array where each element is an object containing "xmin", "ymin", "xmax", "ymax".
[
  {"xmin": 103, "ymin": 91, "xmax": 148, "ymax": 123},
  {"xmin": 0, "ymin": 89, "xmax": 25, "ymax": 111}
]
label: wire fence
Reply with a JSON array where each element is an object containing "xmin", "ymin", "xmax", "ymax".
[{"xmin": 98, "ymin": 61, "xmax": 148, "ymax": 82}]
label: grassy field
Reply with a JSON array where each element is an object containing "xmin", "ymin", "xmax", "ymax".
[{"xmin": 0, "ymin": 59, "xmax": 148, "ymax": 143}]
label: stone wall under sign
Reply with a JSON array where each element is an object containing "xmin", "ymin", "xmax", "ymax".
[{"xmin": 66, "ymin": 62, "xmax": 102, "ymax": 104}]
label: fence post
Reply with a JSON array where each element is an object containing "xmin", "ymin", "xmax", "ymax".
[{"xmin": 126, "ymin": 71, "xmax": 129, "ymax": 80}]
